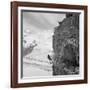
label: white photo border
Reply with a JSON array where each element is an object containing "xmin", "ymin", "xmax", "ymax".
[{"xmin": 18, "ymin": 6, "xmax": 84, "ymax": 83}]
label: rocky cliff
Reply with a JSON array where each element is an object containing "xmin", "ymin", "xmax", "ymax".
[{"xmin": 52, "ymin": 13, "xmax": 79, "ymax": 75}]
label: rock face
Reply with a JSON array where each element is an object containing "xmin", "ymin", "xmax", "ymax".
[{"xmin": 52, "ymin": 13, "xmax": 79, "ymax": 75}]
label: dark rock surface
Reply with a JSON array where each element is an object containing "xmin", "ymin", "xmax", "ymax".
[{"xmin": 52, "ymin": 13, "xmax": 79, "ymax": 75}]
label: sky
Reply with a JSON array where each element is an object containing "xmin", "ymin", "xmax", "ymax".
[{"xmin": 23, "ymin": 11, "xmax": 66, "ymax": 49}]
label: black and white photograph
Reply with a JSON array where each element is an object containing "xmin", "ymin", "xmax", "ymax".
[{"xmin": 22, "ymin": 11, "xmax": 80, "ymax": 78}]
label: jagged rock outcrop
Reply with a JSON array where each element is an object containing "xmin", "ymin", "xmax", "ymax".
[{"xmin": 52, "ymin": 13, "xmax": 79, "ymax": 75}]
